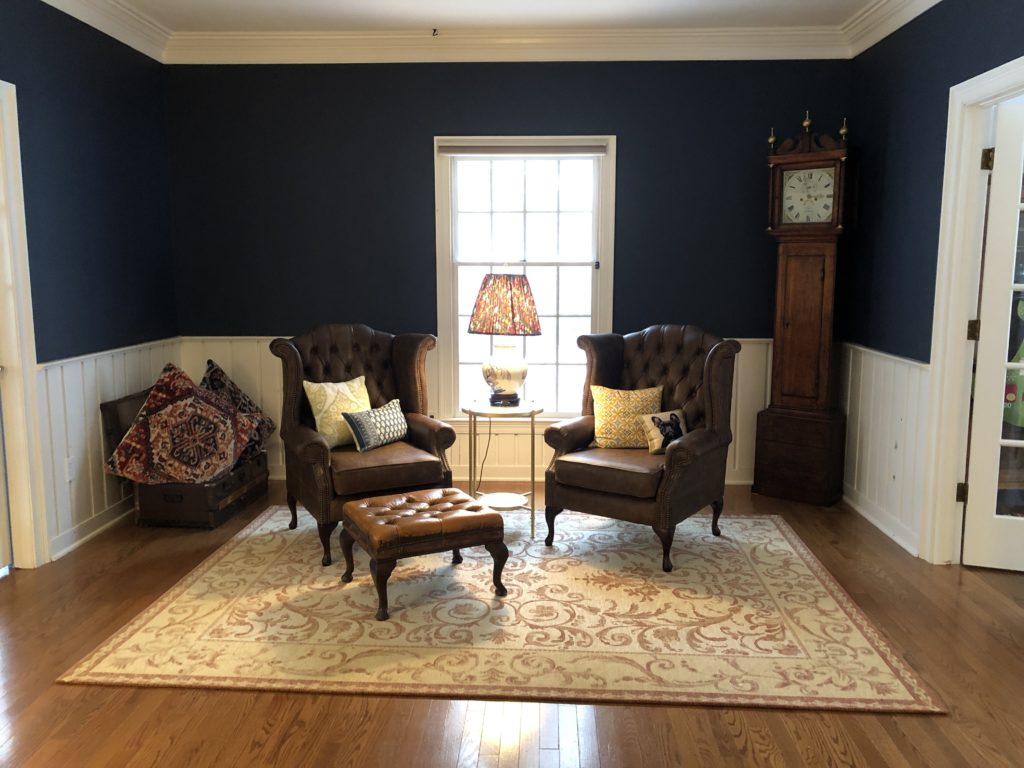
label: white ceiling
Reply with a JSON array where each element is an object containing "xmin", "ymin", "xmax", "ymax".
[
  {"xmin": 42, "ymin": 0, "xmax": 944, "ymax": 63},
  {"xmin": 123, "ymin": 0, "xmax": 870, "ymax": 33}
]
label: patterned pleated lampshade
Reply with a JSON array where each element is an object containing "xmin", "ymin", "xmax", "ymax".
[{"xmin": 468, "ymin": 274, "xmax": 542, "ymax": 336}]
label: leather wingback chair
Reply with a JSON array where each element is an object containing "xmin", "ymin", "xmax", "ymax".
[
  {"xmin": 271, "ymin": 324, "xmax": 455, "ymax": 566},
  {"xmin": 544, "ymin": 325, "xmax": 741, "ymax": 572}
]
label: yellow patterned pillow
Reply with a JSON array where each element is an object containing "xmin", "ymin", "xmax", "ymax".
[
  {"xmin": 302, "ymin": 376, "xmax": 372, "ymax": 448},
  {"xmin": 591, "ymin": 385, "xmax": 663, "ymax": 448}
]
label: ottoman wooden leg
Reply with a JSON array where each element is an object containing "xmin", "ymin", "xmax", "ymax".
[
  {"xmin": 368, "ymin": 557, "xmax": 397, "ymax": 621},
  {"xmin": 452, "ymin": 548, "xmax": 463, "ymax": 564},
  {"xmin": 340, "ymin": 528, "xmax": 355, "ymax": 583},
  {"xmin": 484, "ymin": 541, "xmax": 509, "ymax": 597}
]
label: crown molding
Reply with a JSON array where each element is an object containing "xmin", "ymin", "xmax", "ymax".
[
  {"xmin": 162, "ymin": 27, "xmax": 852, "ymax": 65},
  {"xmin": 40, "ymin": 0, "xmax": 170, "ymax": 61},
  {"xmin": 41, "ymin": 0, "xmax": 944, "ymax": 65},
  {"xmin": 843, "ymin": 0, "xmax": 943, "ymax": 56}
]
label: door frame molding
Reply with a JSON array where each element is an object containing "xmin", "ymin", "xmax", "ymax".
[
  {"xmin": 0, "ymin": 81, "xmax": 49, "ymax": 568},
  {"xmin": 923, "ymin": 54, "xmax": 1024, "ymax": 563}
]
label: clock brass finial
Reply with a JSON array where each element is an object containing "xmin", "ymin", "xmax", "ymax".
[
  {"xmin": 839, "ymin": 117, "xmax": 849, "ymax": 140},
  {"xmin": 801, "ymin": 110, "xmax": 812, "ymax": 132},
  {"xmin": 768, "ymin": 127, "xmax": 776, "ymax": 148}
]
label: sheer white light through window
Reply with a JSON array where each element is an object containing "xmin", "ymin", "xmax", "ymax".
[
  {"xmin": 457, "ymin": 157, "xmax": 596, "ymax": 413},
  {"xmin": 434, "ymin": 138, "xmax": 616, "ymax": 419}
]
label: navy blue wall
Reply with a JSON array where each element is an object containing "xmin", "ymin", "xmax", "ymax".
[
  {"xmin": 166, "ymin": 62, "xmax": 851, "ymax": 339},
  {"xmin": 15, "ymin": 0, "xmax": 1016, "ymax": 362},
  {"xmin": 844, "ymin": 0, "xmax": 1024, "ymax": 361},
  {"xmin": 0, "ymin": 0, "xmax": 174, "ymax": 362}
]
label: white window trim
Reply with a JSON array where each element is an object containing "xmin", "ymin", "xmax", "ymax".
[{"xmin": 432, "ymin": 135, "xmax": 617, "ymax": 421}]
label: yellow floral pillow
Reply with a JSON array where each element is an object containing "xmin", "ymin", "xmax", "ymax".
[
  {"xmin": 591, "ymin": 385, "xmax": 663, "ymax": 448},
  {"xmin": 302, "ymin": 376, "xmax": 372, "ymax": 448}
]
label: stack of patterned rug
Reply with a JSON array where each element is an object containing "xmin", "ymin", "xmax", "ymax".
[{"xmin": 62, "ymin": 508, "xmax": 941, "ymax": 712}]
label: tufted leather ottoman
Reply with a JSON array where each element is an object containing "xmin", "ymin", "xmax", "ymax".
[{"xmin": 339, "ymin": 488, "xmax": 509, "ymax": 620}]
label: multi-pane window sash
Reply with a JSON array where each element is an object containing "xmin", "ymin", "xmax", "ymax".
[{"xmin": 452, "ymin": 156, "xmax": 600, "ymax": 415}]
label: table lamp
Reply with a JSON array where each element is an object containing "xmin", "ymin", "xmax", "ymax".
[{"xmin": 468, "ymin": 273, "xmax": 541, "ymax": 406}]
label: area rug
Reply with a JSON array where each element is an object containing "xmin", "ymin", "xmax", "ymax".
[{"xmin": 61, "ymin": 506, "xmax": 942, "ymax": 712}]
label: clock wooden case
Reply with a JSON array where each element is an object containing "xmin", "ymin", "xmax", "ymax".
[{"xmin": 753, "ymin": 115, "xmax": 849, "ymax": 506}]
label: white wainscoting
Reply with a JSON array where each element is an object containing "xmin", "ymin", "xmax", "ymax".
[
  {"xmin": 177, "ymin": 336, "xmax": 286, "ymax": 479},
  {"xmin": 840, "ymin": 343, "xmax": 931, "ymax": 556},
  {"xmin": 33, "ymin": 335, "xmax": 771, "ymax": 559},
  {"xmin": 36, "ymin": 338, "xmax": 182, "ymax": 558},
  {"xmin": 31, "ymin": 335, "xmax": 939, "ymax": 562}
]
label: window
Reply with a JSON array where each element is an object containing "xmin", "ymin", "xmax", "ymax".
[{"xmin": 434, "ymin": 137, "xmax": 616, "ymax": 418}]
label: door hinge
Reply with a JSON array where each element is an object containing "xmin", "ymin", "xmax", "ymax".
[
  {"xmin": 981, "ymin": 147, "xmax": 995, "ymax": 170},
  {"xmin": 956, "ymin": 482, "xmax": 969, "ymax": 504},
  {"xmin": 967, "ymin": 319, "xmax": 980, "ymax": 341}
]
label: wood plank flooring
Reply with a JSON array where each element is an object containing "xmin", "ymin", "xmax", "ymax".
[{"xmin": 1, "ymin": 483, "xmax": 1022, "ymax": 767}]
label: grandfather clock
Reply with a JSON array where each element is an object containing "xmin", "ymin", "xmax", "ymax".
[{"xmin": 753, "ymin": 113, "xmax": 849, "ymax": 506}]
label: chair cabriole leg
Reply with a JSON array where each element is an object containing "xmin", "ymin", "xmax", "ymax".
[
  {"xmin": 711, "ymin": 498, "xmax": 724, "ymax": 537},
  {"xmin": 451, "ymin": 548, "xmax": 463, "ymax": 564},
  {"xmin": 287, "ymin": 493, "xmax": 298, "ymax": 530},
  {"xmin": 318, "ymin": 521, "xmax": 338, "ymax": 566},
  {"xmin": 544, "ymin": 506, "xmax": 563, "ymax": 547},
  {"xmin": 654, "ymin": 526, "xmax": 675, "ymax": 572}
]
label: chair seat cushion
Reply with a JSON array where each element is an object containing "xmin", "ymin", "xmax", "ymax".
[
  {"xmin": 330, "ymin": 441, "xmax": 444, "ymax": 496},
  {"xmin": 555, "ymin": 448, "xmax": 665, "ymax": 499}
]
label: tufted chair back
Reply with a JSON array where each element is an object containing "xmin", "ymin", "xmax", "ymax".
[
  {"xmin": 579, "ymin": 325, "xmax": 726, "ymax": 432},
  {"xmin": 271, "ymin": 324, "xmax": 435, "ymax": 433}
]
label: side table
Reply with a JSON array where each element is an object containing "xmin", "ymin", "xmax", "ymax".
[{"xmin": 461, "ymin": 402, "xmax": 544, "ymax": 537}]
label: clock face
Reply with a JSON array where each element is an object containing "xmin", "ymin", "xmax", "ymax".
[{"xmin": 782, "ymin": 167, "xmax": 836, "ymax": 224}]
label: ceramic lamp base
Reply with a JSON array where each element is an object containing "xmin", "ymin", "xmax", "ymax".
[{"xmin": 482, "ymin": 341, "xmax": 528, "ymax": 407}]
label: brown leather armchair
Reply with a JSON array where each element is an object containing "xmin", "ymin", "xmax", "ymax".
[
  {"xmin": 544, "ymin": 325, "xmax": 741, "ymax": 572},
  {"xmin": 270, "ymin": 324, "xmax": 455, "ymax": 566}
]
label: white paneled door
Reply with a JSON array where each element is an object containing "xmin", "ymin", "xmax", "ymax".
[{"xmin": 964, "ymin": 99, "xmax": 1024, "ymax": 570}]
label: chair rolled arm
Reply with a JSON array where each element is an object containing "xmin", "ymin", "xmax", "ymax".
[
  {"xmin": 664, "ymin": 427, "xmax": 731, "ymax": 468},
  {"xmin": 405, "ymin": 412, "xmax": 456, "ymax": 455},
  {"xmin": 544, "ymin": 416, "xmax": 595, "ymax": 456},
  {"xmin": 282, "ymin": 423, "xmax": 330, "ymax": 465}
]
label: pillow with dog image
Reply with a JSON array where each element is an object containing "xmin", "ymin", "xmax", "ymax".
[{"xmin": 638, "ymin": 409, "xmax": 687, "ymax": 454}]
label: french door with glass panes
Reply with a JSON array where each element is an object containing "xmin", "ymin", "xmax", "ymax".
[{"xmin": 963, "ymin": 99, "xmax": 1024, "ymax": 570}]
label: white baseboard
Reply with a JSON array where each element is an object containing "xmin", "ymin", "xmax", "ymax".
[{"xmin": 48, "ymin": 499, "xmax": 133, "ymax": 560}]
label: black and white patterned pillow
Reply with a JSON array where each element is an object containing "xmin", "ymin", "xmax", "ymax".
[{"xmin": 342, "ymin": 399, "xmax": 409, "ymax": 452}]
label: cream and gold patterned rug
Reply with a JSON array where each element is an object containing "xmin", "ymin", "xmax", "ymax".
[{"xmin": 61, "ymin": 507, "xmax": 942, "ymax": 712}]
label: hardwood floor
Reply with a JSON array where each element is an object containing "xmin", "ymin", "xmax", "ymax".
[{"xmin": 1, "ymin": 483, "xmax": 1022, "ymax": 767}]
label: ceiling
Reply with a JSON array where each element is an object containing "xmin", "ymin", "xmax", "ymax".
[{"xmin": 42, "ymin": 0, "xmax": 943, "ymax": 64}]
